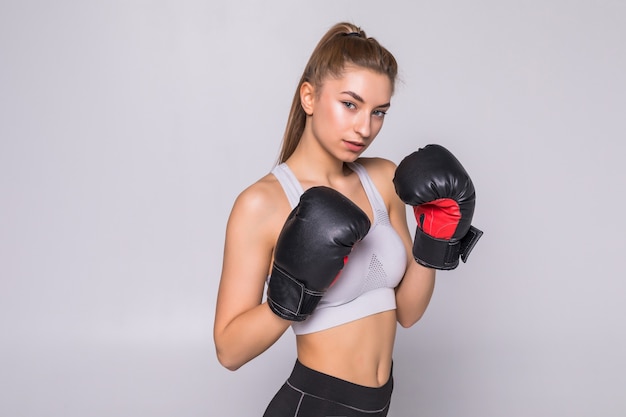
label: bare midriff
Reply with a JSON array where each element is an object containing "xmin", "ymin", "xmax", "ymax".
[{"xmin": 295, "ymin": 309, "xmax": 397, "ymax": 388}]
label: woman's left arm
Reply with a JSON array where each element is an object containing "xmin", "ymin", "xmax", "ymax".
[
  {"xmin": 367, "ymin": 157, "xmax": 436, "ymax": 328},
  {"xmin": 389, "ymin": 189, "xmax": 436, "ymax": 327}
]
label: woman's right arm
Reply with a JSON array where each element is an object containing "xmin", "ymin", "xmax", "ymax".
[{"xmin": 213, "ymin": 183, "xmax": 292, "ymax": 371}]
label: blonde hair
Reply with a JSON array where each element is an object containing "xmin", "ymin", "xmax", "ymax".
[{"xmin": 277, "ymin": 22, "xmax": 398, "ymax": 163}]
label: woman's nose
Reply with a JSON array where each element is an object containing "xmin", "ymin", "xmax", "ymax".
[{"xmin": 354, "ymin": 112, "xmax": 371, "ymax": 138}]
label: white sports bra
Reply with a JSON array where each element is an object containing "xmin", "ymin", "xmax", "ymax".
[{"xmin": 270, "ymin": 162, "xmax": 407, "ymax": 335}]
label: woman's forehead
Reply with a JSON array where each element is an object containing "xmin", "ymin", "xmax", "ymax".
[{"xmin": 322, "ymin": 67, "xmax": 393, "ymax": 102}]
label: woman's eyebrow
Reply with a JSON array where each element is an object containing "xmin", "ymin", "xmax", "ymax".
[{"xmin": 341, "ymin": 90, "xmax": 391, "ymax": 109}]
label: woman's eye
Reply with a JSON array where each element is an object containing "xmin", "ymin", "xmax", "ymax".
[
  {"xmin": 343, "ymin": 101, "xmax": 356, "ymax": 109},
  {"xmin": 373, "ymin": 110, "xmax": 387, "ymax": 118}
]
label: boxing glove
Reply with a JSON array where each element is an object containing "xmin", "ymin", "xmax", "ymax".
[
  {"xmin": 393, "ymin": 144, "xmax": 483, "ymax": 270},
  {"xmin": 267, "ymin": 186, "xmax": 371, "ymax": 321}
]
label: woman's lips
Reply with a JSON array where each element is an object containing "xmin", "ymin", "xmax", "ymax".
[{"xmin": 344, "ymin": 140, "xmax": 365, "ymax": 152}]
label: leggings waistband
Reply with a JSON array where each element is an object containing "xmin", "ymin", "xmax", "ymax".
[{"xmin": 287, "ymin": 359, "xmax": 393, "ymax": 412}]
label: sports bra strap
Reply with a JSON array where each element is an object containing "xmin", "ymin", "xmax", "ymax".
[
  {"xmin": 271, "ymin": 163, "xmax": 304, "ymax": 209},
  {"xmin": 346, "ymin": 162, "xmax": 387, "ymax": 215},
  {"xmin": 271, "ymin": 162, "xmax": 387, "ymax": 222}
]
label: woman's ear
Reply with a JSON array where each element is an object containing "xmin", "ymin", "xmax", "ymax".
[{"xmin": 300, "ymin": 82, "xmax": 315, "ymax": 116}]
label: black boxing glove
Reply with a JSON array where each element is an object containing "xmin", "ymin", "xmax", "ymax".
[
  {"xmin": 267, "ymin": 186, "xmax": 370, "ymax": 321},
  {"xmin": 393, "ymin": 144, "xmax": 483, "ymax": 270}
]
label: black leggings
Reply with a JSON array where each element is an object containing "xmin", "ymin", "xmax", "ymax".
[{"xmin": 263, "ymin": 360, "xmax": 393, "ymax": 417}]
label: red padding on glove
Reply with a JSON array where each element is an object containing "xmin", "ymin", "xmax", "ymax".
[
  {"xmin": 329, "ymin": 255, "xmax": 349, "ymax": 288},
  {"xmin": 414, "ymin": 198, "xmax": 461, "ymax": 240}
]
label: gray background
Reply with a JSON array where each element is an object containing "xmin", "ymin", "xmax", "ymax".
[{"xmin": 1, "ymin": 1, "xmax": 625, "ymax": 416}]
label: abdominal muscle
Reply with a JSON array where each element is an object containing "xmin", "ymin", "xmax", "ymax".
[{"xmin": 295, "ymin": 309, "xmax": 397, "ymax": 388}]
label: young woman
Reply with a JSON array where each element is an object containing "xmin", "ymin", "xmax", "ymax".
[{"xmin": 213, "ymin": 22, "xmax": 479, "ymax": 416}]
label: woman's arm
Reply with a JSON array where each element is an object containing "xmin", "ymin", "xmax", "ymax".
[
  {"xmin": 213, "ymin": 182, "xmax": 292, "ymax": 371},
  {"xmin": 362, "ymin": 157, "xmax": 436, "ymax": 328},
  {"xmin": 389, "ymin": 191, "xmax": 436, "ymax": 327}
]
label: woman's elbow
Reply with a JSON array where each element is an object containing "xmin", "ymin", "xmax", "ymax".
[
  {"xmin": 214, "ymin": 334, "xmax": 244, "ymax": 371},
  {"xmin": 397, "ymin": 311, "xmax": 426, "ymax": 329},
  {"xmin": 397, "ymin": 317, "xmax": 417, "ymax": 329},
  {"xmin": 215, "ymin": 347, "xmax": 244, "ymax": 371}
]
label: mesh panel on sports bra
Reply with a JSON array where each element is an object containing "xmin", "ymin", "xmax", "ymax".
[
  {"xmin": 375, "ymin": 207, "xmax": 391, "ymax": 227},
  {"xmin": 361, "ymin": 254, "xmax": 388, "ymax": 295}
]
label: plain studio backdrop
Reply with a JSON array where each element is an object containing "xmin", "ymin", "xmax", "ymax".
[{"xmin": 1, "ymin": 1, "xmax": 625, "ymax": 416}]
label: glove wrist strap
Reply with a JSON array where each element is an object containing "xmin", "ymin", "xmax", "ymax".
[
  {"xmin": 413, "ymin": 225, "xmax": 483, "ymax": 270},
  {"xmin": 267, "ymin": 265, "xmax": 324, "ymax": 321}
]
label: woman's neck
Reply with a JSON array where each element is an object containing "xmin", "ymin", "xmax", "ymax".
[{"xmin": 286, "ymin": 140, "xmax": 349, "ymax": 185}]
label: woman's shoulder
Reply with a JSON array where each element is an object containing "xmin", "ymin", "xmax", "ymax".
[
  {"xmin": 224, "ymin": 171, "xmax": 291, "ymax": 250},
  {"xmin": 354, "ymin": 157, "xmax": 399, "ymax": 205},
  {"xmin": 232, "ymin": 172, "xmax": 288, "ymax": 218},
  {"xmin": 355, "ymin": 156, "xmax": 397, "ymax": 180}
]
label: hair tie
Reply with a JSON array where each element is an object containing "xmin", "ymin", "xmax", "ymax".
[{"xmin": 344, "ymin": 32, "xmax": 361, "ymax": 37}]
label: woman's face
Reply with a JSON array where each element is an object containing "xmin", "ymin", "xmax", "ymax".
[{"xmin": 306, "ymin": 66, "xmax": 393, "ymax": 162}]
